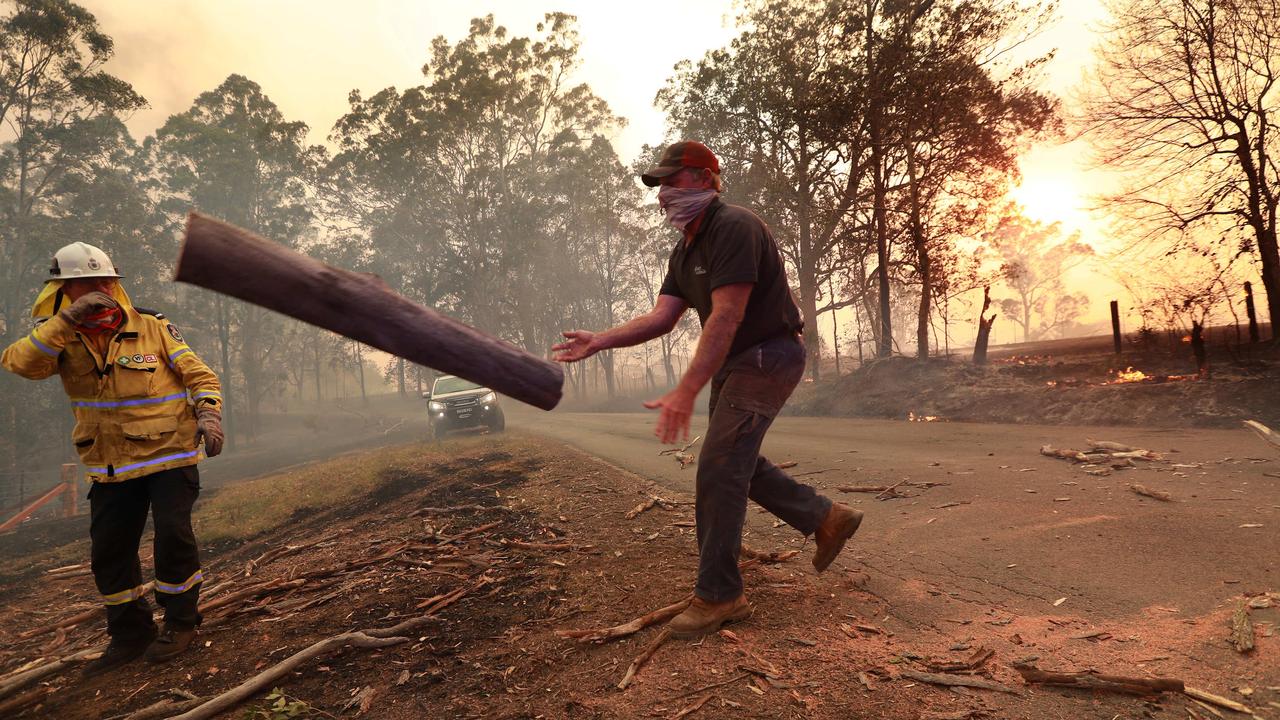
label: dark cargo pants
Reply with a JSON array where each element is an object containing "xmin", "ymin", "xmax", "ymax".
[
  {"xmin": 89, "ymin": 465, "xmax": 203, "ymax": 640},
  {"xmin": 694, "ymin": 334, "xmax": 832, "ymax": 602}
]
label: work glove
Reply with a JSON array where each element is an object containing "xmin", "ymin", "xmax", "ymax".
[
  {"xmin": 59, "ymin": 291, "xmax": 119, "ymax": 326},
  {"xmin": 195, "ymin": 406, "xmax": 224, "ymax": 458}
]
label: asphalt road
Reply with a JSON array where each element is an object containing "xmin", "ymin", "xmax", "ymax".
[{"xmin": 511, "ymin": 405, "xmax": 1279, "ymax": 623}]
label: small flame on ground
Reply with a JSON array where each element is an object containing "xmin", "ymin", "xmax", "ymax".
[
  {"xmin": 1112, "ymin": 367, "xmax": 1148, "ymax": 383},
  {"xmin": 908, "ymin": 411, "xmax": 942, "ymax": 422}
]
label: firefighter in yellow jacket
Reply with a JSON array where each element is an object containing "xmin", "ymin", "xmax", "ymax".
[{"xmin": 1, "ymin": 242, "xmax": 223, "ymax": 675}]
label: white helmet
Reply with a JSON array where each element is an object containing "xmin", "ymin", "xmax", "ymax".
[{"xmin": 48, "ymin": 242, "xmax": 123, "ymax": 282}]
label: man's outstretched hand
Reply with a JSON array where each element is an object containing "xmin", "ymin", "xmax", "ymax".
[
  {"xmin": 552, "ymin": 330, "xmax": 598, "ymax": 363},
  {"xmin": 644, "ymin": 387, "xmax": 695, "ymax": 445}
]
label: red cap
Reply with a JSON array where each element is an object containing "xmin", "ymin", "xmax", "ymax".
[{"xmin": 641, "ymin": 141, "xmax": 721, "ymax": 187}]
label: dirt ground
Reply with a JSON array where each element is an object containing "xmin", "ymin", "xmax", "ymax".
[{"xmin": 0, "ymin": 432, "xmax": 1275, "ymax": 720}]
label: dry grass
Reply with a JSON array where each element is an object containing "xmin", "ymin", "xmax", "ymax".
[{"xmin": 194, "ymin": 436, "xmax": 498, "ymax": 544}]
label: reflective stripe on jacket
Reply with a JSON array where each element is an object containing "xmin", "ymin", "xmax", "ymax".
[{"xmin": 1, "ymin": 307, "xmax": 222, "ymax": 482}]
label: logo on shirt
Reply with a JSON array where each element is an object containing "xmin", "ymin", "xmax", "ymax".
[{"xmin": 693, "ymin": 265, "xmax": 707, "ymax": 275}]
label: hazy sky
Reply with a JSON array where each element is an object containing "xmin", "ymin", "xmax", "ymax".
[{"xmin": 84, "ymin": 0, "xmax": 1126, "ymax": 341}]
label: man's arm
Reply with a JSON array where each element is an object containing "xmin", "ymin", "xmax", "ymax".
[
  {"xmin": 1, "ymin": 315, "xmax": 77, "ymax": 380},
  {"xmin": 645, "ymin": 282, "xmax": 752, "ymax": 444},
  {"xmin": 553, "ymin": 295, "xmax": 687, "ymax": 362}
]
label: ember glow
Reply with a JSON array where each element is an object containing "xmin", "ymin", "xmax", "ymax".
[{"xmin": 908, "ymin": 412, "xmax": 943, "ymax": 422}]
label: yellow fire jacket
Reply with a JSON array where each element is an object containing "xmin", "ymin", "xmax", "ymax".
[{"xmin": 1, "ymin": 296, "xmax": 222, "ymax": 483}]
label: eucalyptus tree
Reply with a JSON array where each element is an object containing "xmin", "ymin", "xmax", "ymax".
[
  {"xmin": 1085, "ymin": 0, "xmax": 1280, "ymax": 338},
  {"xmin": 146, "ymin": 74, "xmax": 322, "ymax": 438},
  {"xmin": 0, "ymin": 0, "xmax": 146, "ymax": 474}
]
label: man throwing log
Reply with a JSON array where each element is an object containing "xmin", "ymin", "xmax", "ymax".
[{"xmin": 552, "ymin": 141, "xmax": 862, "ymax": 638}]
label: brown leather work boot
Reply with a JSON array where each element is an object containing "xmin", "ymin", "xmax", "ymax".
[
  {"xmin": 669, "ymin": 595, "xmax": 752, "ymax": 639},
  {"xmin": 812, "ymin": 503, "xmax": 863, "ymax": 573},
  {"xmin": 81, "ymin": 627, "xmax": 157, "ymax": 678},
  {"xmin": 145, "ymin": 626, "xmax": 197, "ymax": 663}
]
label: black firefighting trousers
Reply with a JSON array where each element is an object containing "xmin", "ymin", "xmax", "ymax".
[{"xmin": 89, "ymin": 465, "xmax": 203, "ymax": 640}]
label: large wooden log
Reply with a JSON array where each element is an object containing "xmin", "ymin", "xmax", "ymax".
[{"xmin": 175, "ymin": 212, "xmax": 563, "ymax": 410}]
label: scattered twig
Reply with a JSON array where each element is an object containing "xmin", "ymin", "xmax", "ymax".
[
  {"xmin": 660, "ymin": 436, "xmax": 701, "ymax": 456},
  {"xmin": 18, "ymin": 585, "xmax": 151, "ymax": 639},
  {"xmin": 927, "ymin": 647, "xmax": 993, "ymax": 673},
  {"xmin": 1013, "ymin": 664, "xmax": 1182, "ymax": 695},
  {"xmin": 499, "ymin": 540, "xmax": 575, "ymax": 552},
  {"xmin": 793, "ymin": 468, "xmax": 838, "ymax": 478},
  {"xmin": 1130, "ymin": 484, "xmax": 1173, "ymax": 502},
  {"xmin": 738, "ymin": 546, "xmax": 800, "ymax": 564},
  {"xmin": 1243, "ymin": 420, "xmax": 1280, "ymax": 451},
  {"xmin": 617, "ymin": 627, "xmax": 671, "ymax": 690},
  {"xmin": 876, "ymin": 480, "xmax": 908, "ymax": 500},
  {"xmin": 666, "ymin": 673, "xmax": 752, "ymax": 702},
  {"xmin": 670, "ymin": 693, "xmax": 714, "ymax": 719},
  {"xmin": 1184, "ymin": 686, "xmax": 1253, "ymax": 714}
]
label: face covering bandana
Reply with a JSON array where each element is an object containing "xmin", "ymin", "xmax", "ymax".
[
  {"xmin": 657, "ymin": 186, "xmax": 719, "ymax": 231},
  {"xmin": 77, "ymin": 307, "xmax": 123, "ymax": 335}
]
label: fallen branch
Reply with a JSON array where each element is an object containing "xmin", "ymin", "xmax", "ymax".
[
  {"xmin": 0, "ymin": 685, "xmax": 52, "ymax": 716},
  {"xmin": 409, "ymin": 504, "xmax": 518, "ymax": 518},
  {"xmin": 617, "ymin": 627, "xmax": 671, "ymax": 690},
  {"xmin": 200, "ymin": 579, "xmax": 301, "ymax": 616},
  {"xmin": 0, "ymin": 647, "xmax": 102, "ymax": 700},
  {"xmin": 1243, "ymin": 420, "xmax": 1280, "ymax": 451},
  {"xmin": 1129, "ymin": 484, "xmax": 1173, "ymax": 502},
  {"xmin": 556, "ymin": 595, "xmax": 693, "ymax": 643},
  {"xmin": 169, "ymin": 578, "xmax": 488, "ymax": 720},
  {"xmin": 1013, "ymin": 664, "xmax": 1182, "ymax": 695},
  {"xmin": 168, "ymin": 632, "xmax": 406, "ymax": 720},
  {"xmin": 899, "ymin": 670, "xmax": 1019, "ymax": 694},
  {"xmin": 438, "ymin": 521, "xmax": 503, "ymax": 546},
  {"xmin": 117, "ymin": 697, "xmax": 205, "ymax": 720}
]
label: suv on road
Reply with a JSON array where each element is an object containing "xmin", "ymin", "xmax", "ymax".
[{"xmin": 425, "ymin": 375, "xmax": 505, "ymax": 439}]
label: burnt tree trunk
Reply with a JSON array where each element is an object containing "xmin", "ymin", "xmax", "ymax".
[
  {"xmin": 1191, "ymin": 321, "xmax": 1207, "ymax": 374},
  {"xmin": 973, "ymin": 286, "xmax": 996, "ymax": 366}
]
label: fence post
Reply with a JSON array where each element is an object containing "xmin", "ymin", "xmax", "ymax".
[
  {"xmin": 1110, "ymin": 301, "xmax": 1122, "ymax": 355},
  {"xmin": 1245, "ymin": 281, "xmax": 1260, "ymax": 344}
]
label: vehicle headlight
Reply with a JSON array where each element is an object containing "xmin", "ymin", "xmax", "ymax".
[
  {"xmin": 428, "ymin": 401, "xmax": 445, "ymax": 412},
  {"xmin": 479, "ymin": 391, "xmax": 496, "ymax": 404}
]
